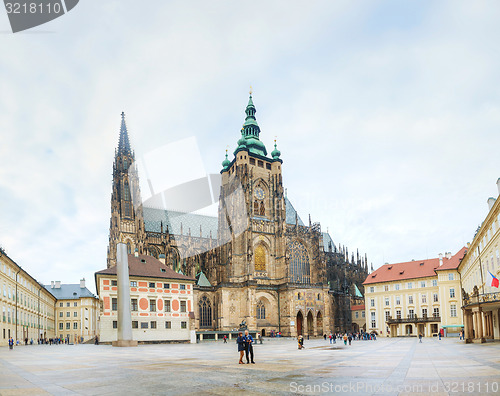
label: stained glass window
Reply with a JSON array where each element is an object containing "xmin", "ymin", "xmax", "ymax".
[
  {"xmin": 288, "ymin": 241, "xmax": 310, "ymax": 283},
  {"xmin": 257, "ymin": 301, "xmax": 265, "ymax": 320},
  {"xmin": 255, "ymin": 245, "xmax": 266, "ymax": 271},
  {"xmin": 260, "ymin": 201, "xmax": 265, "ymax": 216},
  {"xmin": 123, "ymin": 181, "xmax": 131, "ymax": 201},
  {"xmin": 171, "ymin": 249, "xmax": 180, "ymax": 271},
  {"xmin": 199, "ymin": 296, "xmax": 212, "ymax": 328}
]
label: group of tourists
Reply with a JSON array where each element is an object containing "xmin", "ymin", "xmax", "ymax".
[
  {"xmin": 324, "ymin": 331, "xmax": 376, "ymax": 344},
  {"xmin": 7, "ymin": 336, "xmax": 71, "ymax": 349},
  {"xmin": 236, "ymin": 330, "xmax": 255, "ymax": 364}
]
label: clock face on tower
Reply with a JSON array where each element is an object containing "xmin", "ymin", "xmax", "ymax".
[{"xmin": 254, "ymin": 187, "xmax": 265, "ymax": 200}]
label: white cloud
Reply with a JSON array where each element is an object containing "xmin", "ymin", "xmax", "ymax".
[{"xmin": 1, "ymin": 0, "xmax": 500, "ymax": 293}]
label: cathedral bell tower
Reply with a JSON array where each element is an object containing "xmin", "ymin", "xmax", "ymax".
[
  {"xmin": 107, "ymin": 112, "xmax": 146, "ymax": 268},
  {"xmin": 218, "ymin": 92, "xmax": 286, "ymax": 283}
]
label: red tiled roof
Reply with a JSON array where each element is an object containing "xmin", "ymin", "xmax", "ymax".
[
  {"xmin": 362, "ymin": 247, "xmax": 467, "ymax": 285},
  {"xmin": 351, "ymin": 304, "xmax": 365, "ymax": 311},
  {"xmin": 95, "ymin": 254, "xmax": 195, "ymax": 282},
  {"xmin": 435, "ymin": 246, "xmax": 467, "ymax": 271}
]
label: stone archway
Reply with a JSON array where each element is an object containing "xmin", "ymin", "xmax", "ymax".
[
  {"xmin": 296, "ymin": 311, "xmax": 303, "ymax": 336},
  {"xmin": 307, "ymin": 311, "xmax": 314, "ymax": 336},
  {"xmin": 317, "ymin": 311, "xmax": 323, "ymax": 336}
]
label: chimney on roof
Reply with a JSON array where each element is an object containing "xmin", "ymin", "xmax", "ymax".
[
  {"xmin": 439, "ymin": 253, "xmax": 443, "ymax": 266},
  {"xmin": 497, "ymin": 178, "xmax": 500, "ymax": 196},
  {"xmin": 55, "ymin": 281, "xmax": 61, "ymax": 289},
  {"xmin": 51, "ymin": 281, "xmax": 54, "ymax": 289},
  {"xmin": 159, "ymin": 254, "xmax": 166, "ymax": 265},
  {"xmin": 487, "ymin": 197, "xmax": 496, "ymax": 211},
  {"xmin": 80, "ymin": 278, "xmax": 85, "ymax": 289},
  {"xmin": 445, "ymin": 252, "xmax": 452, "ymax": 260},
  {"xmin": 134, "ymin": 248, "xmax": 139, "ymax": 258}
]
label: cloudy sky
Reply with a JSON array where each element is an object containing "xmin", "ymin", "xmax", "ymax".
[{"xmin": 1, "ymin": 0, "xmax": 500, "ymax": 293}]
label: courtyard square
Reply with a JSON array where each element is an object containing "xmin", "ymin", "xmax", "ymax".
[{"xmin": 1, "ymin": 337, "xmax": 500, "ymax": 396}]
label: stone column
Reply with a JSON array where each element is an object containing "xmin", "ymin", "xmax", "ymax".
[
  {"xmin": 469, "ymin": 312, "xmax": 475, "ymax": 339},
  {"xmin": 463, "ymin": 311, "xmax": 470, "ymax": 342},
  {"xmin": 112, "ymin": 243, "xmax": 138, "ymax": 347},
  {"xmin": 477, "ymin": 310, "xmax": 485, "ymax": 343}
]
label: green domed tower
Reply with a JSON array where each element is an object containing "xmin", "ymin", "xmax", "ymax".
[{"xmin": 234, "ymin": 94, "xmax": 268, "ymax": 157}]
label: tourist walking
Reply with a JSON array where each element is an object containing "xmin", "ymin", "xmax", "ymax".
[
  {"xmin": 244, "ymin": 330, "xmax": 255, "ymax": 364},
  {"xmin": 8, "ymin": 337, "xmax": 14, "ymax": 350},
  {"xmin": 348, "ymin": 334, "xmax": 352, "ymax": 345},
  {"xmin": 223, "ymin": 335, "xmax": 227, "ymax": 343},
  {"xmin": 343, "ymin": 333, "xmax": 348, "ymax": 345},
  {"xmin": 236, "ymin": 332, "xmax": 245, "ymax": 364},
  {"xmin": 419, "ymin": 333, "xmax": 422, "ymax": 343},
  {"xmin": 298, "ymin": 335, "xmax": 304, "ymax": 349}
]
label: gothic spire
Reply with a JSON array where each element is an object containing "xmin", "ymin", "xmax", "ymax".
[{"xmin": 118, "ymin": 112, "xmax": 132, "ymax": 155}]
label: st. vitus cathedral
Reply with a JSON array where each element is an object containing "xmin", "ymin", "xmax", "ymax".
[{"xmin": 106, "ymin": 94, "xmax": 369, "ymax": 336}]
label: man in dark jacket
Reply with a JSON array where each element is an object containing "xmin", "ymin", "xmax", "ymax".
[{"xmin": 244, "ymin": 330, "xmax": 255, "ymax": 364}]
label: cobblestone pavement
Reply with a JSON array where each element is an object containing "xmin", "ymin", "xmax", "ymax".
[{"xmin": 1, "ymin": 337, "xmax": 500, "ymax": 395}]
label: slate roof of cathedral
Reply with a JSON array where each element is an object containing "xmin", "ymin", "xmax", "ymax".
[
  {"xmin": 362, "ymin": 247, "xmax": 467, "ymax": 285},
  {"xmin": 143, "ymin": 197, "xmax": 306, "ymax": 236},
  {"xmin": 44, "ymin": 284, "xmax": 96, "ymax": 300},
  {"xmin": 142, "ymin": 197, "xmax": 336, "ymax": 252},
  {"xmin": 284, "ymin": 197, "xmax": 304, "ymax": 226},
  {"xmin": 322, "ymin": 232, "xmax": 335, "ymax": 252},
  {"xmin": 95, "ymin": 254, "xmax": 195, "ymax": 282},
  {"xmin": 143, "ymin": 207, "xmax": 218, "ymax": 239}
]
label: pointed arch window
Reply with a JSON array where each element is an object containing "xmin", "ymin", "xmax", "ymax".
[
  {"xmin": 123, "ymin": 202, "xmax": 132, "ymax": 217},
  {"xmin": 123, "ymin": 181, "xmax": 131, "ymax": 201},
  {"xmin": 199, "ymin": 296, "xmax": 212, "ymax": 328},
  {"xmin": 260, "ymin": 201, "xmax": 265, "ymax": 216},
  {"xmin": 149, "ymin": 247, "xmax": 158, "ymax": 259},
  {"xmin": 171, "ymin": 248, "xmax": 180, "ymax": 271},
  {"xmin": 257, "ymin": 301, "xmax": 265, "ymax": 320},
  {"xmin": 254, "ymin": 200, "xmax": 259, "ymax": 214},
  {"xmin": 126, "ymin": 242, "xmax": 131, "ymax": 254},
  {"xmin": 123, "ymin": 158, "xmax": 128, "ymax": 171},
  {"xmin": 255, "ymin": 245, "xmax": 267, "ymax": 272},
  {"xmin": 288, "ymin": 241, "xmax": 311, "ymax": 284}
]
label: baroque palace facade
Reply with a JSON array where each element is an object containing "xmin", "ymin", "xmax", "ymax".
[
  {"xmin": 104, "ymin": 94, "xmax": 368, "ymax": 337},
  {"xmin": 363, "ymin": 248, "xmax": 466, "ymax": 337},
  {"xmin": 459, "ymin": 179, "xmax": 500, "ymax": 342}
]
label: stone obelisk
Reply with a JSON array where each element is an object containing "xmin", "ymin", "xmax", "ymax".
[{"xmin": 112, "ymin": 243, "xmax": 138, "ymax": 347}]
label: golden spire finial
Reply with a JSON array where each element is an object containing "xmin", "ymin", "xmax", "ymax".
[{"xmin": 249, "ymin": 85, "xmax": 253, "ymax": 95}]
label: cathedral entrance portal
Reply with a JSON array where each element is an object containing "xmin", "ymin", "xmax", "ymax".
[
  {"xmin": 307, "ymin": 311, "xmax": 314, "ymax": 336},
  {"xmin": 317, "ymin": 311, "xmax": 323, "ymax": 336},
  {"xmin": 296, "ymin": 311, "xmax": 303, "ymax": 336}
]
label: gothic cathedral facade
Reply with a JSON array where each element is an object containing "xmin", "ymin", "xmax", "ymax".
[{"xmin": 106, "ymin": 96, "xmax": 334, "ymax": 337}]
